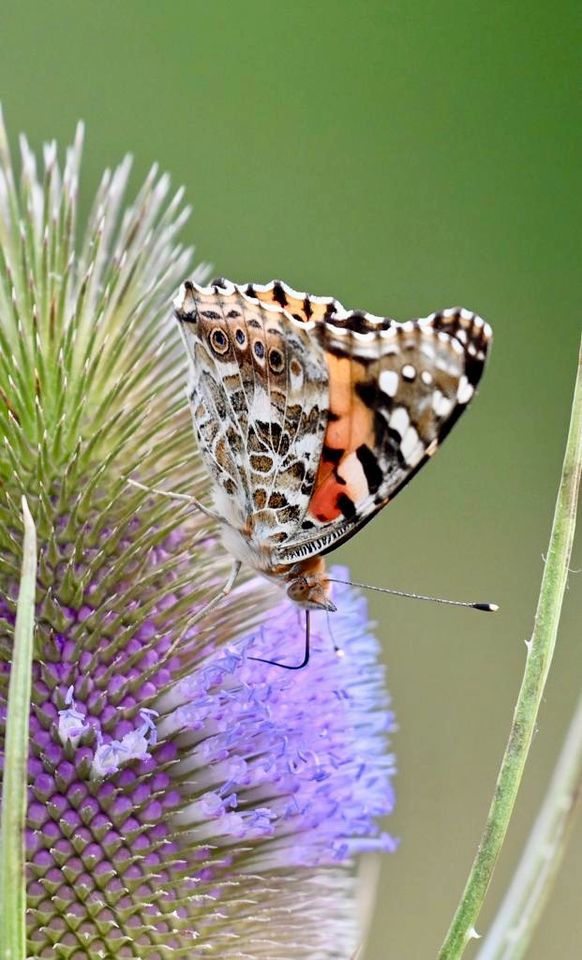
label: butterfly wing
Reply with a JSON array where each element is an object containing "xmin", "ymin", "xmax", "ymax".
[
  {"xmin": 175, "ymin": 280, "xmax": 491, "ymax": 567},
  {"xmin": 175, "ymin": 280, "xmax": 330, "ymax": 546},
  {"xmin": 274, "ymin": 305, "xmax": 492, "ymax": 565}
]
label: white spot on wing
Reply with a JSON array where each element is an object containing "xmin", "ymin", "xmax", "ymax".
[
  {"xmin": 457, "ymin": 375, "xmax": 474, "ymax": 404},
  {"xmin": 389, "ymin": 406, "xmax": 409, "ymax": 437},
  {"xmin": 401, "ymin": 426, "xmax": 421, "ymax": 463},
  {"xmin": 379, "ymin": 369, "xmax": 399, "ymax": 397},
  {"xmin": 338, "ymin": 452, "xmax": 369, "ymax": 502},
  {"xmin": 433, "ymin": 392, "xmax": 455, "ymax": 417}
]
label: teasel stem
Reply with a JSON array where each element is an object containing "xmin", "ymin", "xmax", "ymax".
[
  {"xmin": 0, "ymin": 498, "xmax": 37, "ymax": 960},
  {"xmin": 475, "ymin": 693, "xmax": 582, "ymax": 960},
  {"xmin": 438, "ymin": 336, "xmax": 582, "ymax": 960}
]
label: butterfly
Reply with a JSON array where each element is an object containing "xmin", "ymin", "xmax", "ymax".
[{"xmin": 173, "ymin": 277, "xmax": 492, "ymax": 666}]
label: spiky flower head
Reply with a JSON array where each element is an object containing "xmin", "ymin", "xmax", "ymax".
[{"xmin": 0, "ymin": 114, "xmax": 396, "ymax": 959}]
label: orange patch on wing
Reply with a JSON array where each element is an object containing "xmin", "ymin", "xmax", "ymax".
[
  {"xmin": 307, "ymin": 354, "xmax": 377, "ymax": 522},
  {"xmin": 307, "ymin": 476, "xmax": 345, "ymax": 523}
]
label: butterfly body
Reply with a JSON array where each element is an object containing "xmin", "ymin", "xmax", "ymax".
[{"xmin": 175, "ymin": 278, "xmax": 491, "ymax": 610}]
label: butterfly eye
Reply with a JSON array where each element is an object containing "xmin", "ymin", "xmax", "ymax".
[
  {"xmin": 210, "ymin": 328, "xmax": 229, "ymax": 354},
  {"xmin": 268, "ymin": 348, "xmax": 284, "ymax": 373},
  {"xmin": 235, "ymin": 328, "xmax": 247, "ymax": 347}
]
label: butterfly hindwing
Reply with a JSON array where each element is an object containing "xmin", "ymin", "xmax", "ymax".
[{"xmin": 176, "ymin": 280, "xmax": 329, "ymax": 545}]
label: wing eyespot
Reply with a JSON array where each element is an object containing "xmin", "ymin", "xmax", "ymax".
[
  {"xmin": 209, "ymin": 328, "xmax": 229, "ymax": 355},
  {"xmin": 234, "ymin": 328, "xmax": 247, "ymax": 347},
  {"xmin": 268, "ymin": 347, "xmax": 285, "ymax": 373},
  {"xmin": 253, "ymin": 340, "xmax": 265, "ymax": 360}
]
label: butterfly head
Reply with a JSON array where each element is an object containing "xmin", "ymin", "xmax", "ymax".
[
  {"xmin": 285, "ymin": 559, "xmax": 337, "ymax": 612},
  {"xmin": 287, "ymin": 574, "xmax": 337, "ymax": 611}
]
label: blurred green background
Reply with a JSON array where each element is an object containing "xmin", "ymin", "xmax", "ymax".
[{"xmin": 2, "ymin": 1, "xmax": 580, "ymax": 956}]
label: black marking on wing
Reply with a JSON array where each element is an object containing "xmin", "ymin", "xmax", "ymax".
[
  {"xmin": 356, "ymin": 444, "xmax": 383, "ymax": 494},
  {"xmin": 327, "ymin": 311, "xmax": 393, "ymax": 336},
  {"xmin": 336, "ymin": 493, "xmax": 357, "ymax": 520},
  {"xmin": 355, "ymin": 380, "xmax": 391, "ymax": 410},
  {"xmin": 271, "ymin": 281, "xmax": 288, "ymax": 307},
  {"xmin": 322, "ymin": 445, "xmax": 344, "ymax": 465}
]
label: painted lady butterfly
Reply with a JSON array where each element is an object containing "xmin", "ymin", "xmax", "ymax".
[{"xmin": 174, "ymin": 278, "xmax": 492, "ymax": 663}]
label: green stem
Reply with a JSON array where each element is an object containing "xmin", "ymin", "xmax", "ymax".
[
  {"xmin": 0, "ymin": 497, "xmax": 37, "ymax": 960},
  {"xmin": 475, "ymin": 691, "xmax": 582, "ymax": 960},
  {"xmin": 438, "ymin": 337, "xmax": 582, "ymax": 960}
]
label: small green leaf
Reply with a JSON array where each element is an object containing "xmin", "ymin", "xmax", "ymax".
[{"xmin": 0, "ymin": 497, "xmax": 37, "ymax": 960}]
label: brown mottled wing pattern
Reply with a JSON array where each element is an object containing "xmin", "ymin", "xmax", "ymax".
[
  {"xmin": 274, "ymin": 305, "xmax": 492, "ymax": 564},
  {"xmin": 175, "ymin": 279, "xmax": 330, "ymax": 546}
]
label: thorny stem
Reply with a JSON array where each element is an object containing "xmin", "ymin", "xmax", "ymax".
[
  {"xmin": 437, "ymin": 337, "xmax": 582, "ymax": 960},
  {"xmin": 0, "ymin": 498, "xmax": 37, "ymax": 960}
]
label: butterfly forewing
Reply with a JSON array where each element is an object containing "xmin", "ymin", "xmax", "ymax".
[{"xmin": 276, "ymin": 306, "xmax": 491, "ymax": 563}]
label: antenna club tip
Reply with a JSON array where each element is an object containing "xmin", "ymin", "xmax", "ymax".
[{"xmin": 474, "ymin": 602, "xmax": 499, "ymax": 613}]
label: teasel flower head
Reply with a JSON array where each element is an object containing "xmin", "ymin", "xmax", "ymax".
[{"xmin": 0, "ymin": 112, "xmax": 397, "ymax": 959}]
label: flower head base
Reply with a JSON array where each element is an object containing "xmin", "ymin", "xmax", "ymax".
[{"xmin": 0, "ymin": 114, "xmax": 396, "ymax": 959}]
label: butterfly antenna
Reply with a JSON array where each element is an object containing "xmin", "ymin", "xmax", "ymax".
[
  {"xmin": 126, "ymin": 478, "xmax": 218, "ymax": 519},
  {"xmin": 248, "ymin": 609, "xmax": 311, "ymax": 670},
  {"xmin": 326, "ymin": 577, "xmax": 498, "ymax": 613},
  {"xmin": 325, "ymin": 607, "xmax": 343, "ymax": 656}
]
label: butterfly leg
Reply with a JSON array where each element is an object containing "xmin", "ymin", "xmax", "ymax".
[
  {"xmin": 193, "ymin": 559, "xmax": 242, "ymax": 623},
  {"xmin": 169, "ymin": 560, "xmax": 241, "ymax": 655},
  {"xmin": 127, "ymin": 477, "xmax": 221, "ymax": 521},
  {"xmin": 248, "ymin": 609, "xmax": 311, "ymax": 671}
]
